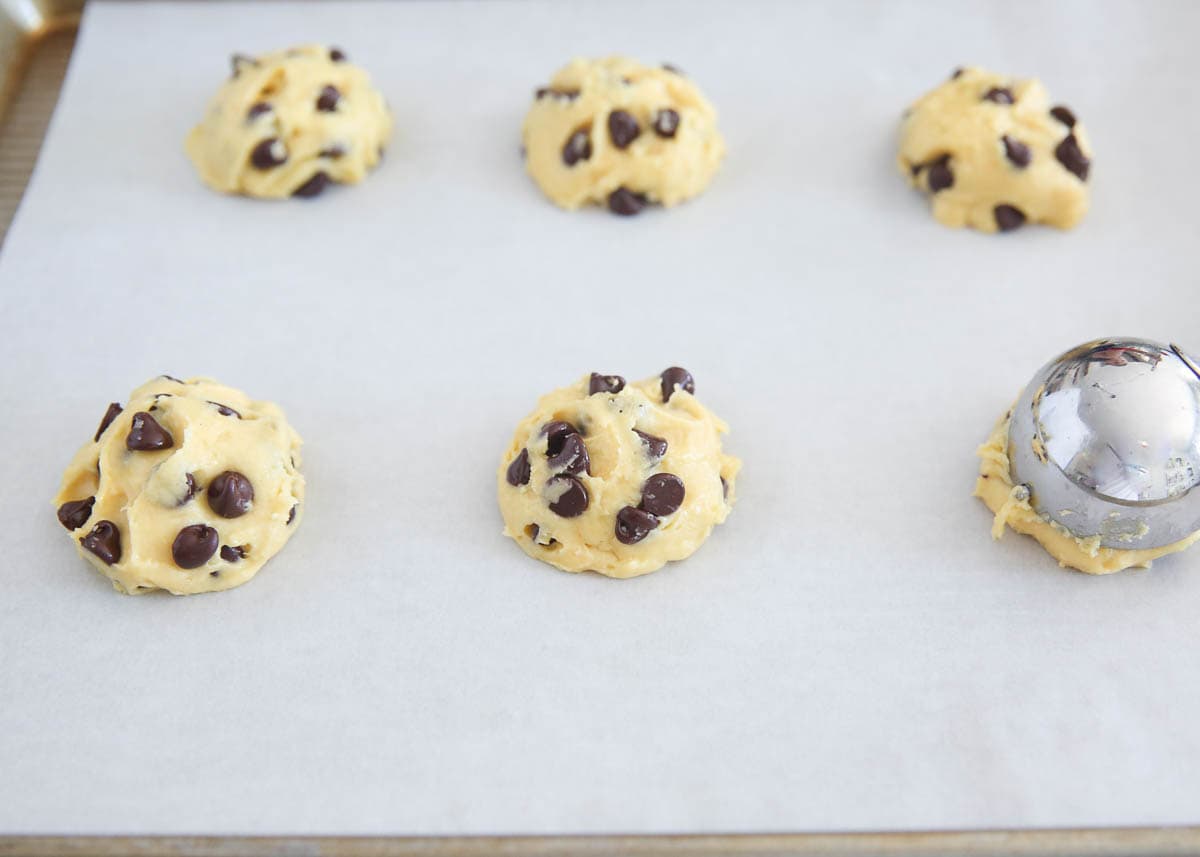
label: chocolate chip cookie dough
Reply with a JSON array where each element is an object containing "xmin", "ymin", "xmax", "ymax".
[
  {"xmin": 522, "ymin": 57, "xmax": 725, "ymax": 215},
  {"xmin": 54, "ymin": 376, "xmax": 304, "ymax": 595},
  {"xmin": 498, "ymin": 368, "xmax": 739, "ymax": 577},
  {"xmin": 899, "ymin": 67, "xmax": 1092, "ymax": 232},
  {"xmin": 975, "ymin": 412, "xmax": 1200, "ymax": 574},
  {"xmin": 186, "ymin": 45, "xmax": 391, "ymax": 199}
]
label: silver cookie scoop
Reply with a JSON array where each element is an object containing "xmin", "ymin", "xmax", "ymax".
[{"xmin": 1008, "ymin": 338, "xmax": 1200, "ymax": 550}]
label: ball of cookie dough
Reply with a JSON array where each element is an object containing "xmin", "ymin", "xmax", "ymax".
[
  {"xmin": 185, "ymin": 45, "xmax": 391, "ymax": 199},
  {"xmin": 53, "ymin": 376, "xmax": 304, "ymax": 595},
  {"xmin": 898, "ymin": 66, "xmax": 1092, "ymax": 233},
  {"xmin": 521, "ymin": 57, "xmax": 725, "ymax": 215},
  {"xmin": 497, "ymin": 368, "xmax": 740, "ymax": 578}
]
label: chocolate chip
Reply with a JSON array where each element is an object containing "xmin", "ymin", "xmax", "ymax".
[
  {"xmin": 548, "ymin": 432, "xmax": 590, "ymax": 476},
  {"xmin": 231, "ymin": 54, "xmax": 258, "ymax": 77},
  {"xmin": 207, "ymin": 471, "xmax": 254, "ymax": 518},
  {"xmin": 640, "ymin": 473, "xmax": 685, "ymax": 517},
  {"xmin": 926, "ymin": 155, "xmax": 953, "ymax": 192},
  {"xmin": 94, "ymin": 403, "xmax": 122, "ymax": 442},
  {"xmin": 1050, "ymin": 105, "xmax": 1077, "ymax": 128},
  {"xmin": 126, "ymin": 412, "xmax": 173, "ymax": 451},
  {"xmin": 562, "ymin": 129, "xmax": 592, "ymax": 166},
  {"xmin": 80, "ymin": 521, "xmax": 121, "ymax": 565},
  {"xmin": 172, "ymin": 524, "xmax": 219, "ymax": 569},
  {"xmin": 179, "ymin": 473, "xmax": 199, "ymax": 506},
  {"xmin": 57, "ymin": 497, "xmax": 95, "ymax": 531},
  {"xmin": 547, "ymin": 474, "xmax": 588, "ymax": 518},
  {"xmin": 316, "ymin": 85, "xmax": 341, "ymax": 112},
  {"xmin": 506, "ymin": 448, "xmax": 531, "ymax": 486},
  {"xmin": 951, "ymin": 67, "xmax": 964, "ymax": 80},
  {"xmin": 661, "ymin": 63, "xmax": 684, "ymax": 75},
  {"xmin": 660, "ymin": 367, "xmax": 695, "ymax": 402},
  {"xmin": 634, "ymin": 429, "xmax": 668, "ymax": 460},
  {"xmin": 220, "ymin": 545, "xmax": 246, "ymax": 562},
  {"xmin": 608, "ymin": 187, "xmax": 646, "ymax": 216},
  {"xmin": 1002, "ymin": 135, "xmax": 1031, "ymax": 168},
  {"xmin": 319, "ymin": 144, "xmax": 346, "ymax": 159},
  {"xmin": 983, "ymin": 87, "xmax": 1014, "ymax": 104},
  {"xmin": 1055, "ymin": 134, "xmax": 1090, "ymax": 181},
  {"xmin": 250, "ymin": 138, "xmax": 287, "ymax": 169},
  {"xmin": 994, "ymin": 204, "xmax": 1026, "ymax": 232},
  {"xmin": 246, "ymin": 102, "xmax": 272, "ymax": 121},
  {"xmin": 615, "ymin": 506, "xmax": 659, "ymax": 545},
  {"xmin": 287, "ymin": 504, "xmax": 297, "ymax": 525},
  {"xmin": 589, "ymin": 373, "xmax": 626, "ymax": 395},
  {"xmin": 653, "ymin": 109, "xmax": 680, "ymax": 138},
  {"xmin": 608, "ymin": 110, "xmax": 641, "ymax": 148},
  {"xmin": 526, "ymin": 523, "xmax": 539, "ymax": 541},
  {"xmin": 330, "ymin": 47, "xmax": 346, "ymax": 62},
  {"xmin": 535, "ymin": 87, "xmax": 580, "ymax": 100},
  {"xmin": 721, "ymin": 476, "xmax": 729, "ymax": 499},
  {"xmin": 209, "ymin": 401, "xmax": 241, "ymax": 418},
  {"xmin": 541, "ymin": 421, "xmax": 578, "ymax": 453},
  {"xmin": 293, "ymin": 172, "xmax": 331, "ymax": 198}
]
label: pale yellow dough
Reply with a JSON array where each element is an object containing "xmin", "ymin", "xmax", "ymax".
[
  {"xmin": 899, "ymin": 67, "xmax": 1092, "ymax": 232},
  {"xmin": 974, "ymin": 412, "xmax": 1199, "ymax": 574},
  {"xmin": 186, "ymin": 44, "xmax": 391, "ymax": 199},
  {"xmin": 522, "ymin": 57, "xmax": 725, "ymax": 211},
  {"xmin": 54, "ymin": 377, "xmax": 304, "ymax": 595},
  {"xmin": 498, "ymin": 372, "xmax": 739, "ymax": 578}
]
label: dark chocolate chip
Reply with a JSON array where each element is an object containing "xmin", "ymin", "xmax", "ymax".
[
  {"xmin": 57, "ymin": 496, "xmax": 95, "ymax": 531},
  {"xmin": 640, "ymin": 473, "xmax": 685, "ymax": 517},
  {"xmin": 540, "ymin": 421, "xmax": 579, "ymax": 453},
  {"xmin": 926, "ymin": 155, "xmax": 953, "ymax": 192},
  {"xmin": 220, "ymin": 545, "xmax": 246, "ymax": 562},
  {"xmin": 615, "ymin": 506, "xmax": 659, "ymax": 545},
  {"xmin": 1055, "ymin": 134, "xmax": 1090, "ymax": 181},
  {"xmin": 526, "ymin": 523, "xmax": 539, "ymax": 541},
  {"xmin": 653, "ymin": 109, "xmax": 680, "ymax": 138},
  {"xmin": 951, "ymin": 67, "xmax": 964, "ymax": 80},
  {"xmin": 535, "ymin": 87, "xmax": 580, "ymax": 100},
  {"xmin": 1050, "ymin": 105, "xmax": 1077, "ymax": 128},
  {"xmin": 589, "ymin": 373, "xmax": 626, "ymax": 395},
  {"xmin": 330, "ymin": 47, "xmax": 346, "ymax": 62},
  {"xmin": 994, "ymin": 204, "xmax": 1026, "ymax": 232},
  {"xmin": 608, "ymin": 110, "xmax": 641, "ymax": 148},
  {"xmin": 660, "ymin": 367, "xmax": 695, "ymax": 402},
  {"xmin": 81, "ymin": 521, "xmax": 121, "ymax": 565},
  {"xmin": 246, "ymin": 102, "xmax": 272, "ymax": 121},
  {"xmin": 209, "ymin": 401, "xmax": 241, "ymax": 418},
  {"xmin": 662, "ymin": 63, "xmax": 684, "ymax": 75},
  {"xmin": 250, "ymin": 138, "xmax": 287, "ymax": 170},
  {"xmin": 506, "ymin": 448, "xmax": 531, "ymax": 486},
  {"xmin": 1002, "ymin": 135, "xmax": 1032, "ymax": 168},
  {"xmin": 287, "ymin": 504, "xmax": 297, "ymax": 525},
  {"xmin": 608, "ymin": 187, "xmax": 647, "ymax": 216},
  {"xmin": 634, "ymin": 429, "xmax": 668, "ymax": 460},
  {"xmin": 231, "ymin": 54, "xmax": 258, "ymax": 77},
  {"xmin": 293, "ymin": 172, "xmax": 331, "ymax": 198},
  {"xmin": 207, "ymin": 471, "xmax": 254, "ymax": 518},
  {"xmin": 983, "ymin": 87, "xmax": 1014, "ymax": 104},
  {"xmin": 126, "ymin": 412, "xmax": 173, "ymax": 451},
  {"xmin": 316, "ymin": 85, "xmax": 341, "ymax": 112},
  {"xmin": 547, "ymin": 474, "xmax": 589, "ymax": 518},
  {"xmin": 94, "ymin": 403, "xmax": 123, "ymax": 442},
  {"xmin": 721, "ymin": 476, "xmax": 729, "ymax": 499},
  {"xmin": 179, "ymin": 473, "xmax": 199, "ymax": 506},
  {"xmin": 319, "ymin": 144, "xmax": 346, "ymax": 159},
  {"xmin": 172, "ymin": 524, "xmax": 219, "ymax": 569},
  {"xmin": 562, "ymin": 129, "xmax": 592, "ymax": 166},
  {"xmin": 547, "ymin": 432, "xmax": 590, "ymax": 475}
]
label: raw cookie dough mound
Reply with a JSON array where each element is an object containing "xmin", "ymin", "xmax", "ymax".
[
  {"xmin": 498, "ymin": 368, "xmax": 740, "ymax": 578},
  {"xmin": 522, "ymin": 57, "xmax": 725, "ymax": 215},
  {"xmin": 54, "ymin": 376, "xmax": 304, "ymax": 595},
  {"xmin": 899, "ymin": 67, "xmax": 1092, "ymax": 233},
  {"xmin": 186, "ymin": 45, "xmax": 391, "ymax": 199},
  {"xmin": 975, "ymin": 411, "xmax": 1200, "ymax": 574}
]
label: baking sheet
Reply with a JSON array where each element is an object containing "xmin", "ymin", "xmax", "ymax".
[{"xmin": 2, "ymin": 0, "xmax": 1199, "ymax": 838}]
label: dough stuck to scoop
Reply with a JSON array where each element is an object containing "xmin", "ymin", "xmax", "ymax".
[
  {"xmin": 522, "ymin": 57, "xmax": 725, "ymax": 215},
  {"xmin": 54, "ymin": 376, "xmax": 304, "ymax": 595},
  {"xmin": 498, "ymin": 368, "xmax": 740, "ymax": 578},
  {"xmin": 186, "ymin": 44, "xmax": 391, "ymax": 199}
]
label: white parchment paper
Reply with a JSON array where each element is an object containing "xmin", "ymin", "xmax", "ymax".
[{"xmin": 1, "ymin": 0, "xmax": 1199, "ymax": 836}]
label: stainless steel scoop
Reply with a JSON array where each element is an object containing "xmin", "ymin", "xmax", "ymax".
[{"xmin": 1008, "ymin": 338, "xmax": 1200, "ymax": 550}]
